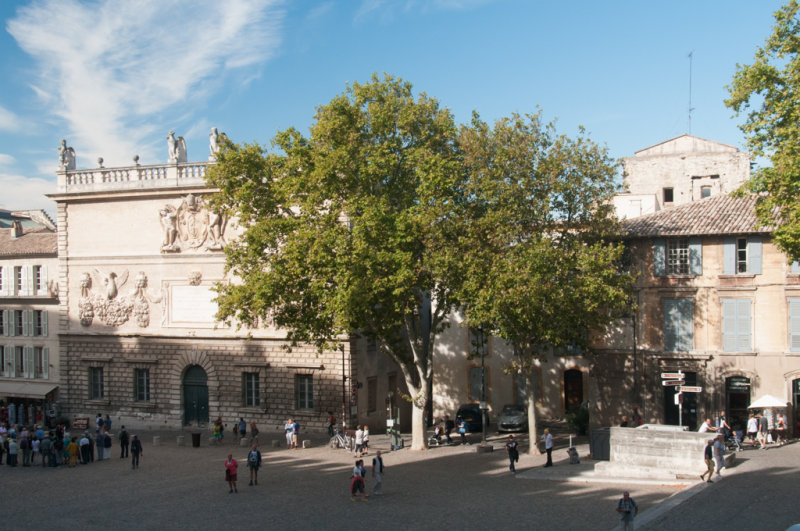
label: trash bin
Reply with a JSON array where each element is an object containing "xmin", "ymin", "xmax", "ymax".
[
  {"xmin": 589, "ymin": 427, "xmax": 610, "ymax": 460},
  {"xmin": 191, "ymin": 432, "xmax": 201, "ymax": 448}
]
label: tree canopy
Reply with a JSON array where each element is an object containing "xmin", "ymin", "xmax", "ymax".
[
  {"xmin": 726, "ymin": 0, "xmax": 800, "ymax": 261},
  {"xmin": 206, "ymin": 74, "xmax": 465, "ymax": 449},
  {"xmin": 456, "ymin": 113, "xmax": 633, "ymax": 450}
]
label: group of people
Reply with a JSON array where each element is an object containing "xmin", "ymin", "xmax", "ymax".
[
  {"xmin": 224, "ymin": 445, "xmax": 263, "ymax": 493},
  {"xmin": 746, "ymin": 411, "xmax": 787, "ymax": 447},
  {"xmin": 284, "ymin": 418, "xmax": 300, "ymax": 449},
  {"xmin": 349, "ymin": 450, "xmax": 384, "ymax": 501},
  {"xmin": 353, "ymin": 425, "xmax": 369, "ymax": 456}
]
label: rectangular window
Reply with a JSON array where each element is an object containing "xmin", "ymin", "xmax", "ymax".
[
  {"xmin": 663, "ymin": 188, "xmax": 674, "ymax": 203},
  {"xmin": 13, "ymin": 310, "xmax": 23, "ymax": 337},
  {"xmin": 14, "ymin": 346, "xmax": 23, "ymax": 378},
  {"xmin": 242, "ymin": 372, "xmax": 259, "ymax": 407},
  {"xmin": 33, "ymin": 266, "xmax": 43, "ymax": 295},
  {"xmin": 0, "ymin": 267, "xmax": 4, "ymax": 294},
  {"xmin": 33, "ymin": 310, "xmax": 46, "ymax": 336},
  {"xmin": 666, "ymin": 239, "xmax": 690, "ymax": 274},
  {"xmin": 33, "ymin": 347, "xmax": 47, "ymax": 379},
  {"xmin": 664, "ymin": 299, "xmax": 694, "ymax": 352},
  {"xmin": 367, "ymin": 377, "xmax": 377, "ymax": 413},
  {"xmin": 701, "ymin": 186, "xmax": 712, "ymax": 199},
  {"xmin": 790, "ymin": 299, "xmax": 800, "ymax": 352},
  {"xmin": 135, "ymin": 368, "xmax": 150, "ymax": 402},
  {"xmin": 468, "ymin": 326, "xmax": 489, "ymax": 358},
  {"xmin": 469, "ymin": 366, "xmax": 487, "ymax": 402},
  {"xmin": 722, "ymin": 298, "xmax": 752, "ymax": 352},
  {"xmin": 295, "ymin": 374, "xmax": 313, "ymax": 409},
  {"xmin": 723, "ymin": 236, "xmax": 762, "ymax": 275},
  {"xmin": 90, "ymin": 367, "xmax": 104, "ymax": 400},
  {"xmin": 14, "ymin": 267, "xmax": 22, "ymax": 295},
  {"xmin": 0, "ymin": 309, "xmax": 5, "ymax": 336},
  {"xmin": 736, "ymin": 238, "xmax": 748, "ymax": 273},
  {"xmin": 0, "ymin": 346, "xmax": 6, "ymax": 377}
]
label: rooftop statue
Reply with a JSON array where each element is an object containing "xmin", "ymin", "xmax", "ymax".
[
  {"xmin": 58, "ymin": 139, "xmax": 76, "ymax": 170},
  {"xmin": 209, "ymin": 127, "xmax": 226, "ymax": 161},
  {"xmin": 167, "ymin": 130, "xmax": 187, "ymax": 163}
]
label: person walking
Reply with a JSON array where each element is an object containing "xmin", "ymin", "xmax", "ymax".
[
  {"xmin": 79, "ymin": 432, "xmax": 91, "ymax": 464},
  {"xmin": 758, "ymin": 413, "xmax": 769, "ymax": 449},
  {"xmin": 292, "ymin": 418, "xmax": 300, "ymax": 449},
  {"xmin": 225, "ymin": 453, "xmax": 238, "ymax": 493},
  {"xmin": 247, "ymin": 445, "xmax": 262, "ymax": 486},
  {"xmin": 542, "ymin": 428, "xmax": 553, "ymax": 467},
  {"xmin": 238, "ymin": 418, "xmax": 247, "ymax": 440},
  {"xmin": 350, "ymin": 459, "xmax": 367, "ymax": 502},
  {"xmin": 118, "ymin": 425, "xmax": 130, "ymax": 458},
  {"xmin": 746, "ymin": 413, "xmax": 759, "ymax": 447},
  {"xmin": 362, "ymin": 425, "xmax": 370, "ymax": 455},
  {"xmin": 130, "ymin": 435, "xmax": 143, "ymax": 469},
  {"xmin": 353, "ymin": 425, "xmax": 364, "ymax": 457},
  {"xmin": 285, "ymin": 419, "xmax": 294, "ymax": 449},
  {"xmin": 457, "ymin": 417, "xmax": 468, "ymax": 445},
  {"xmin": 250, "ymin": 421, "xmax": 259, "ymax": 446},
  {"xmin": 327, "ymin": 411, "xmax": 336, "ymax": 438},
  {"xmin": 713, "ymin": 434, "xmax": 725, "ymax": 480},
  {"xmin": 700, "ymin": 439, "xmax": 715, "ymax": 483},
  {"xmin": 67, "ymin": 437, "xmax": 79, "ymax": 467},
  {"xmin": 39, "ymin": 433, "xmax": 51, "ymax": 468},
  {"xmin": 505, "ymin": 435, "xmax": 519, "ymax": 473},
  {"xmin": 103, "ymin": 431, "xmax": 112, "ymax": 459},
  {"xmin": 444, "ymin": 415, "xmax": 454, "ymax": 444},
  {"xmin": 776, "ymin": 413, "xmax": 787, "ymax": 445},
  {"xmin": 372, "ymin": 450, "xmax": 384, "ymax": 495},
  {"xmin": 616, "ymin": 491, "xmax": 638, "ymax": 530}
]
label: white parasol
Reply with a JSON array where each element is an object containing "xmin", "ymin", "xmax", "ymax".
[{"xmin": 747, "ymin": 394, "xmax": 787, "ymax": 409}]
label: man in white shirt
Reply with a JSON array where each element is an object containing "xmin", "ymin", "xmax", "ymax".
[{"xmin": 697, "ymin": 418, "xmax": 717, "ymax": 433}]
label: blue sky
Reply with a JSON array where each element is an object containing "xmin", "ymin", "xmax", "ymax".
[{"xmin": 0, "ymin": 0, "xmax": 787, "ymax": 214}]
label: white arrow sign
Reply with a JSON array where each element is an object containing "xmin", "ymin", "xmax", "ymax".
[
  {"xmin": 662, "ymin": 380, "xmax": 685, "ymax": 386},
  {"xmin": 678, "ymin": 386, "xmax": 702, "ymax": 393},
  {"xmin": 661, "ymin": 372, "xmax": 684, "ymax": 379}
]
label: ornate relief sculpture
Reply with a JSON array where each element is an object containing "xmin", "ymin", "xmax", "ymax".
[
  {"xmin": 158, "ymin": 194, "xmax": 227, "ymax": 253},
  {"xmin": 78, "ymin": 270, "xmax": 161, "ymax": 328},
  {"xmin": 167, "ymin": 130, "xmax": 187, "ymax": 163}
]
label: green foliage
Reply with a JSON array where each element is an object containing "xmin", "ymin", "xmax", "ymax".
[
  {"xmin": 726, "ymin": 0, "xmax": 800, "ymax": 261},
  {"xmin": 565, "ymin": 404, "xmax": 589, "ymax": 435}
]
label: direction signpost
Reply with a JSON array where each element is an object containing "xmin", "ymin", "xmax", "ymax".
[
  {"xmin": 660, "ymin": 371, "xmax": 691, "ymax": 426},
  {"xmin": 662, "ymin": 380, "xmax": 684, "ymax": 386}
]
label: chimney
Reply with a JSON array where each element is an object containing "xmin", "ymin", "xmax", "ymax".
[{"xmin": 11, "ymin": 220, "xmax": 23, "ymax": 238}]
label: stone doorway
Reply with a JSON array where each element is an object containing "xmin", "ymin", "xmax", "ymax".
[
  {"xmin": 564, "ymin": 369, "xmax": 583, "ymax": 411},
  {"xmin": 725, "ymin": 376, "xmax": 751, "ymax": 429},
  {"xmin": 183, "ymin": 365, "xmax": 209, "ymax": 426}
]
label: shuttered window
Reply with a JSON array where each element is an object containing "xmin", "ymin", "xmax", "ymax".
[
  {"xmin": 654, "ymin": 238, "xmax": 702, "ymax": 276},
  {"xmin": 664, "ymin": 299, "xmax": 693, "ymax": 352},
  {"xmin": 723, "ymin": 236, "xmax": 762, "ymax": 275},
  {"xmin": 790, "ymin": 299, "xmax": 800, "ymax": 352},
  {"xmin": 722, "ymin": 298, "xmax": 752, "ymax": 352}
]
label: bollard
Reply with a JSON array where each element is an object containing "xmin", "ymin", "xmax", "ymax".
[
  {"xmin": 153, "ymin": 436, "xmax": 161, "ymax": 447},
  {"xmin": 302, "ymin": 439, "xmax": 311, "ymax": 448},
  {"xmin": 177, "ymin": 435, "xmax": 185, "ymax": 446}
]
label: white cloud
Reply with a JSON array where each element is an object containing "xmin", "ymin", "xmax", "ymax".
[
  {"xmin": 0, "ymin": 153, "xmax": 16, "ymax": 168},
  {"xmin": 7, "ymin": 0, "xmax": 284, "ymax": 167},
  {"xmin": 0, "ymin": 106, "xmax": 20, "ymax": 132},
  {"xmin": 0, "ymin": 172, "xmax": 56, "ymax": 213}
]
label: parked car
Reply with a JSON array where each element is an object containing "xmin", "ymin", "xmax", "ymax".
[
  {"xmin": 497, "ymin": 404, "xmax": 528, "ymax": 433},
  {"xmin": 455, "ymin": 403, "xmax": 488, "ymax": 433}
]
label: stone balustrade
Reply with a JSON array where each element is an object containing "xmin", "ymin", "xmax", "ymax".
[{"xmin": 56, "ymin": 161, "xmax": 210, "ymax": 194}]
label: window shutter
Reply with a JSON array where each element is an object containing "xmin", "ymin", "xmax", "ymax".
[
  {"xmin": 42, "ymin": 348, "xmax": 49, "ymax": 379},
  {"xmin": 0, "ymin": 266, "xmax": 7, "ymax": 296},
  {"xmin": 23, "ymin": 347, "xmax": 33, "ymax": 379},
  {"xmin": 748, "ymin": 236, "xmax": 762, "ymax": 275},
  {"xmin": 689, "ymin": 237, "xmax": 702, "ymax": 275},
  {"xmin": 737, "ymin": 299, "xmax": 752, "ymax": 351},
  {"xmin": 790, "ymin": 299, "xmax": 800, "ymax": 352},
  {"xmin": 9, "ymin": 311, "xmax": 16, "ymax": 337},
  {"xmin": 723, "ymin": 237, "xmax": 735, "ymax": 274},
  {"xmin": 722, "ymin": 299, "xmax": 737, "ymax": 352},
  {"xmin": 1, "ymin": 310, "xmax": 7, "ymax": 337},
  {"xmin": 664, "ymin": 299, "xmax": 693, "ymax": 351},
  {"xmin": 41, "ymin": 311, "xmax": 48, "ymax": 337},
  {"xmin": 22, "ymin": 310, "xmax": 31, "ymax": 337},
  {"xmin": 22, "ymin": 266, "xmax": 32, "ymax": 296},
  {"xmin": 39, "ymin": 265, "xmax": 47, "ymax": 294},
  {"xmin": 654, "ymin": 239, "xmax": 666, "ymax": 276},
  {"xmin": 1, "ymin": 346, "xmax": 6, "ymax": 376},
  {"xmin": 792, "ymin": 261, "xmax": 800, "ymax": 275}
]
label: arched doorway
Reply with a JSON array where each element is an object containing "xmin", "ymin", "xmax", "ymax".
[
  {"xmin": 183, "ymin": 365, "xmax": 209, "ymax": 425},
  {"xmin": 725, "ymin": 376, "xmax": 751, "ymax": 429},
  {"xmin": 564, "ymin": 369, "xmax": 583, "ymax": 411}
]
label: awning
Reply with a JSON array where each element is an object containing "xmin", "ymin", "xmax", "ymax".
[
  {"xmin": 0, "ymin": 381, "xmax": 59, "ymax": 399},
  {"xmin": 747, "ymin": 394, "xmax": 787, "ymax": 409}
]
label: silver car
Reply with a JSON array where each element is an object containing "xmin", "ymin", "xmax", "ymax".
[{"xmin": 497, "ymin": 404, "xmax": 527, "ymax": 432}]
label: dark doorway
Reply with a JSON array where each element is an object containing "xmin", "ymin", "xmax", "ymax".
[
  {"xmin": 664, "ymin": 371, "xmax": 697, "ymax": 430},
  {"xmin": 726, "ymin": 376, "xmax": 751, "ymax": 430},
  {"xmin": 183, "ymin": 365, "xmax": 209, "ymax": 425},
  {"xmin": 793, "ymin": 379, "xmax": 800, "ymax": 437},
  {"xmin": 564, "ymin": 369, "xmax": 583, "ymax": 411}
]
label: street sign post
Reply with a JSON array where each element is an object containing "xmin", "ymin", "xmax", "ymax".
[
  {"xmin": 678, "ymin": 386, "xmax": 702, "ymax": 393},
  {"xmin": 662, "ymin": 380, "xmax": 685, "ymax": 386},
  {"xmin": 661, "ymin": 372, "xmax": 684, "ymax": 379}
]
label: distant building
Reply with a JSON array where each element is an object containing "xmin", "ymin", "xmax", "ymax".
[
  {"xmin": 0, "ymin": 209, "xmax": 60, "ymax": 426},
  {"xmin": 614, "ymin": 134, "xmax": 750, "ymax": 219}
]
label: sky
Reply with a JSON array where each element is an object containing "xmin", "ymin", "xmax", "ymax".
[{"xmin": 0, "ymin": 0, "xmax": 788, "ymax": 215}]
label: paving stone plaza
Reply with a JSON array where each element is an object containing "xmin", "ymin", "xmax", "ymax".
[{"xmin": 3, "ymin": 428, "xmax": 797, "ymax": 530}]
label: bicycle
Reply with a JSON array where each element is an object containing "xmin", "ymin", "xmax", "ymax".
[{"xmin": 329, "ymin": 429, "xmax": 353, "ymax": 451}]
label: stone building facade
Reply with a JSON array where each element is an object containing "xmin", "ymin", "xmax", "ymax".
[
  {"xmin": 49, "ymin": 150, "xmax": 356, "ymax": 432},
  {"xmin": 0, "ymin": 209, "xmax": 60, "ymax": 426}
]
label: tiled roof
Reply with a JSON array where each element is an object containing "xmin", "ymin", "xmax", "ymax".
[
  {"xmin": 0, "ymin": 226, "xmax": 57, "ymax": 256},
  {"xmin": 622, "ymin": 194, "xmax": 778, "ymax": 238}
]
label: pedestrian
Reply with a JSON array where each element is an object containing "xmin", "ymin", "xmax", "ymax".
[
  {"xmin": 247, "ymin": 445, "xmax": 261, "ymax": 486},
  {"xmin": 758, "ymin": 413, "xmax": 769, "ymax": 449},
  {"xmin": 746, "ymin": 413, "xmax": 758, "ymax": 447},
  {"xmin": 250, "ymin": 421, "xmax": 259, "ymax": 445},
  {"xmin": 362, "ymin": 425, "xmax": 370, "ymax": 455},
  {"xmin": 700, "ymin": 439, "xmax": 714, "ymax": 483},
  {"xmin": 79, "ymin": 432, "xmax": 91, "ymax": 464},
  {"xmin": 457, "ymin": 417, "xmax": 468, "ymax": 445},
  {"xmin": 131, "ymin": 435, "xmax": 143, "ymax": 469},
  {"xmin": 292, "ymin": 418, "xmax": 300, "ymax": 449},
  {"xmin": 354, "ymin": 425, "xmax": 364, "ymax": 457},
  {"xmin": 103, "ymin": 431, "xmax": 112, "ymax": 459},
  {"xmin": 20, "ymin": 434, "xmax": 30, "ymax": 466},
  {"xmin": 67, "ymin": 437, "xmax": 79, "ymax": 467},
  {"xmin": 716, "ymin": 412, "xmax": 731, "ymax": 440},
  {"xmin": 104, "ymin": 414, "xmax": 112, "ymax": 432},
  {"xmin": 632, "ymin": 405, "xmax": 642, "ymax": 426},
  {"xmin": 697, "ymin": 418, "xmax": 716, "ymax": 433},
  {"xmin": 505, "ymin": 435, "xmax": 519, "ymax": 473},
  {"xmin": 616, "ymin": 491, "xmax": 638, "ymax": 530},
  {"xmin": 31, "ymin": 435, "xmax": 40, "ymax": 465},
  {"xmin": 776, "ymin": 413, "xmax": 787, "ymax": 445},
  {"xmin": 713, "ymin": 434, "xmax": 725, "ymax": 479},
  {"xmin": 39, "ymin": 433, "xmax": 51, "ymax": 468},
  {"xmin": 213, "ymin": 418, "xmax": 223, "ymax": 445},
  {"xmin": 7, "ymin": 436, "xmax": 18, "ymax": 466},
  {"xmin": 372, "ymin": 450, "xmax": 384, "ymax": 495},
  {"xmin": 225, "ymin": 453, "xmax": 238, "ymax": 493},
  {"xmin": 327, "ymin": 411, "xmax": 336, "ymax": 438},
  {"xmin": 118, "ymin": 425, "xmax": 130, "ymax": 458},
  {"xmin": 542, "ymin": 428, "xmax": 553, "ymax": 467},
  {"xmin": 238, "ymin": 417, "xmax": 247, "ymax": 440},
  {"xmin": 285, "ymin": 419, "xmax": 294, "ymax": 449},
  {"xmin": 95, "ymin": 413, "xmax": 104, "ymax": 432},
  {"xmin": 620, "ymin": 415, "xmax": 629, "ymax": 427},
  {"xmin": 444, "ymin": 414, "xmax": 454, "ymax": 444},
  {"xmin": 350, "ymin": 459, "xmax": 367, "ymax": 502}
]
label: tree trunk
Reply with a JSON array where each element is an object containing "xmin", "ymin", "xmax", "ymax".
[
  {"xmin": 526, "ymin": 371, "xmax": 541, "ymax": 455},
  {"xmin": 410, "ymin": 401, "xmax": 428, "ymax": 450}
]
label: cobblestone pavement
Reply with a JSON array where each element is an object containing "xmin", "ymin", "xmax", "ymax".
[{"xmin": 0, "ymin": 428, "xmax": 684, "ymax": 530}]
